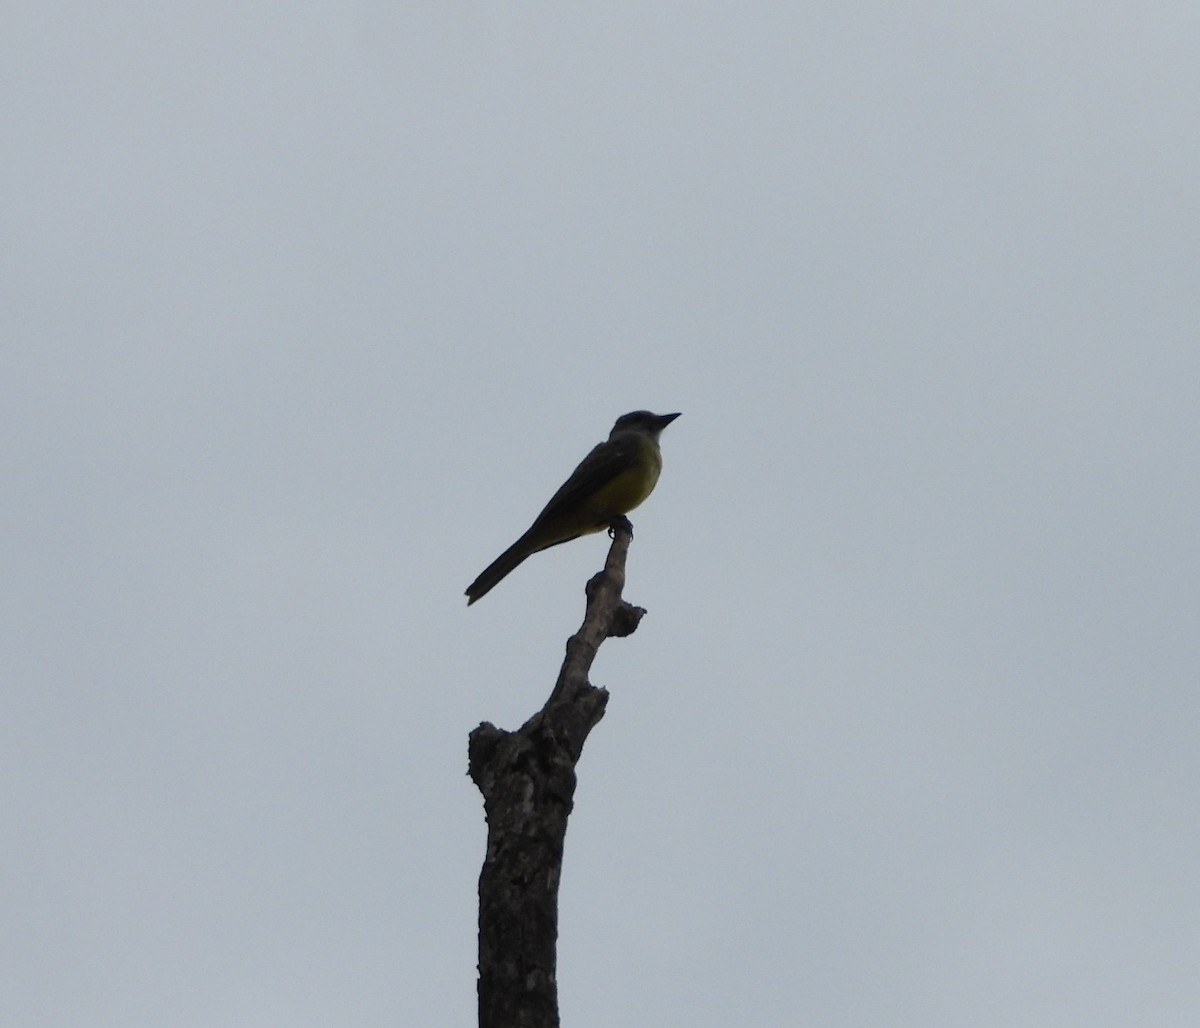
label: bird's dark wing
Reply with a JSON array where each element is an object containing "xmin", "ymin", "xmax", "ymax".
[{"xmin": 527, "ymin": 435, "xmax": 639, "ymax": 531}]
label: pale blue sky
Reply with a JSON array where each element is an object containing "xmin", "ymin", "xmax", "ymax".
[{"xmin": 4, "ymin": 4, "xmax": 1198, "ymax": 1025}]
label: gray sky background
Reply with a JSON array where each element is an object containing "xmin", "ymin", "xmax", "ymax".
[{"xmin": 4, "ymin": 3, "xmax": 1198, "ymax": 1025}]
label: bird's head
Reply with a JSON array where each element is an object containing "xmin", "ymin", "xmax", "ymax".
[{"xmin": 608, "ymin": 410, "xmax": 681, "ymax": 441}]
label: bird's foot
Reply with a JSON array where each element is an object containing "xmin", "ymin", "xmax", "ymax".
[{"xmin": 607, "ymin": 514, "xmax": 633, "ymax": 539}]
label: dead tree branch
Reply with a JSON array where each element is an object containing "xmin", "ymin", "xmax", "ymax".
[{"xmin": 467, "ymin": 517, "xmax": 647, "ymax": 1028}]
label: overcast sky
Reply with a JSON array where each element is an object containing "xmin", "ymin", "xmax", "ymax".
[{"xmin": 4, "ymin": 3, "xmax": 1198, "ymax": 1025}]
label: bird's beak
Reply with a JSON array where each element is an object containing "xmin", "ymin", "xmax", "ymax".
[{"xmin": 657, "ymin": 412, "xmax": 682, "ymax": 429}]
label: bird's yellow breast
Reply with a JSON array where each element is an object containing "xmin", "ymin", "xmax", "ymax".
[{"xmin": 586, "ymin": 437, "xmax": 662, "ymax": 520}]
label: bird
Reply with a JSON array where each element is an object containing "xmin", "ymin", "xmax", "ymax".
[{"xmin": 465, "ymin": 410, "xmax": 681, "ymax": 604}]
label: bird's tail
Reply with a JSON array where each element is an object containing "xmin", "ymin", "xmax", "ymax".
[{"xmin": 465, "ymin": 535, "xmax": 534, "ymax": 605}]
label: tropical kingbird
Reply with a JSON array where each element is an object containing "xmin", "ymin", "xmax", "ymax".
[{"xmin": 465, "ymin": 410, "xmax": 681, "ymax": 604}]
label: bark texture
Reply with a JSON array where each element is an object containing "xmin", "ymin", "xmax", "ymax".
[{"xmin": 468, "ymin": 518, "xmax": 646, "ymax": 1028}]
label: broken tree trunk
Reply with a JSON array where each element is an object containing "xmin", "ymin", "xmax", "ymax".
[{"xmin": 467, "ymin": 517, "xmax": 647, "ymax": 1028}]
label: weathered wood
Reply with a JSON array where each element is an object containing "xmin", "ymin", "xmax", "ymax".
[{"xmin": 468, "ymin": 518, "xmax": 646, "ymax": 1028}]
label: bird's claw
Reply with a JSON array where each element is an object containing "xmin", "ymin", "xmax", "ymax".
[{"xmin": 607, "ymin": 515, "xmax": 633, "ymax": 539}]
